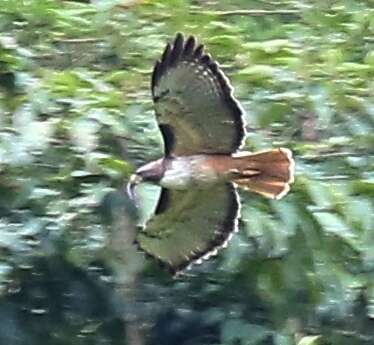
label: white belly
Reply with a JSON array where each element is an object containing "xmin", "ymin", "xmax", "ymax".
[{"xmin": 159, "ymin": 156, "xmax": 219, "ymax": 189}]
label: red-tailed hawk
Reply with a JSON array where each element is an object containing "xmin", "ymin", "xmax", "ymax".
[{"xmin": 127, "ymin": 33, "xmax": 294, "ymax": 274}]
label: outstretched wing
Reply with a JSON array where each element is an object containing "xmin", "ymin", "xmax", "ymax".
[
  {"xmin": 152, "ymin": 33, "xmax": 245, "ymax": 156},
  {"xmin": 136, "ymin": 183, "xmax": 239, "ymax": 273}
]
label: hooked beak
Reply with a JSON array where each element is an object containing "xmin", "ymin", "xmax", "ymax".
[{"xmin": 126, "ymin": 174, "xmax": 143, "ymax": 204}]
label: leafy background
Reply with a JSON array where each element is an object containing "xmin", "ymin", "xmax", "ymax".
[{"xmin": 0, "ymin": 0, "xmax": 373, "ymax": 344}]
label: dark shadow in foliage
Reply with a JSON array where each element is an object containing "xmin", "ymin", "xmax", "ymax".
[
  {"xmin": 0, "ymin": 256, "xmax": 126, "ymax": 345},
  {"xmin": 0, "ymin": 72, "xmax": 16, "ymax": 94},
  {"xmin": 150, "ymin": 309, "xmax": 219, "ymax": 345}
]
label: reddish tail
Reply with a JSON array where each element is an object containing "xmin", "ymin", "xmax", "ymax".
[{"xmin": 231, "ymin": 148, "xmax": 295, "ymax": 199}]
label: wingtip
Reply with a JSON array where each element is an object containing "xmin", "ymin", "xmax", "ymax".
[
  {"xmin": 183, "ymin": 35, "xmax": 196, "ymax": 55},
  {"xmin": 162, "ymin": 42, "xmax": 172, "ymax": 61},
  {"xmin": 193, "ymin": 43, "xmax": 205, "ymax": 58},
  {"xmin": 174, "ymin": 32, "xmax": 184, "ymax": 43},
  {"xmin": 169, "ymin": 32, "xmax": 184, "ymax": 66},
  {"xmin": 151, "ymin": 60, "xmax": 161, "ymax": 96}
]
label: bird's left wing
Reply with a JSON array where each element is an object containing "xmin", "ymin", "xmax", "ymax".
[
  {"xmin": 152, "ymin": 33, "xmax": 245, "ymax": 156},
  {"xmin": 136, "ymin": 183, "xmax": 239, "ymax": 274}
]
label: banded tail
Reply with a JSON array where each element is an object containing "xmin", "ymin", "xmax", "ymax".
[{"xmin": 231, "ymin": 148, "xmax": 295, "ymax": 199}]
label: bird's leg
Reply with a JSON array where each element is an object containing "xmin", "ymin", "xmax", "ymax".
[{"xmin": 126, "ymin": 174, "xmax": 143, "ymax": 206}]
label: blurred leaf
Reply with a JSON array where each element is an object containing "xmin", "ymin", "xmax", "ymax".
[
  {"xmin": 238, "ymin": 65, "xmax": 276, "ymax": 80},
  {"xmin": 297, "ymin": 335, "xmax": 323, "ymax": 345},
  {"xmin": 313, "ymin": 212, "xmax": 351, "ymax": 237}
]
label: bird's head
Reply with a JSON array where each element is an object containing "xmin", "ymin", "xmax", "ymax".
[{"xmin": 126, "ymin": 158, "xmax": 165, "ymax": 202}]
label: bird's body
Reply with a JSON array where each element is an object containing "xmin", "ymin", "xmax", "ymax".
[
  {"xmin": 127, "ymin": 33, "xmax": 295, "ymax": 274},
  {"xmin": 135, "ymin": 148, "xmax": 293, "ymax": 197},
  {"xmin": 160, "ymin": 155, "xmax": 220, "ymax": 189}
]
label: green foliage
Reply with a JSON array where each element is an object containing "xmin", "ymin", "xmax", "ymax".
[{"xmin": 0, "ymin": 0, "xmax": 373, "ymax": 344}]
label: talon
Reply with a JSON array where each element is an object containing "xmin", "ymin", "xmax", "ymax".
[{"xmin": 126, "ymin": 174, "xmax": 143, "ymax": 205}]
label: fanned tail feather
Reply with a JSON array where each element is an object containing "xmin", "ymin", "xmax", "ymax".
[{"xmin": 232, "ymin": 148, "xmax": 294, "ymax": 199}]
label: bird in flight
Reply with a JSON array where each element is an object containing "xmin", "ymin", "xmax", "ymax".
[{"xmin": 127, "ymin": 33, "xmax": 294, "ymax": 274}]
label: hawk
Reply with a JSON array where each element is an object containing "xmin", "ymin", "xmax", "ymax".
[{"xmin": 127, "ymin": 33, "xmax": 294, "ymax": 274}]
